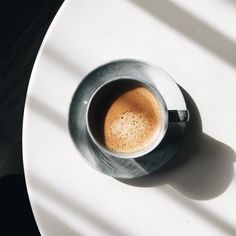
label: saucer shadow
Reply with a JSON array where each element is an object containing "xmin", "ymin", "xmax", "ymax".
[{"xmin": 117, "ymin": 87, "xmax": 236, "ymax": 200}]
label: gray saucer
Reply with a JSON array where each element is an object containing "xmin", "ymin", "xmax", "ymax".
[{"xmin": 68, "ymin": 59, "xmax": 188, "ymax": 179}]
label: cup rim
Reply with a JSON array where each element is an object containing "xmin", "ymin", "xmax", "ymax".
[{"xmin": 85, "ymin": 77, "xmax": 169, "ymax": 159}]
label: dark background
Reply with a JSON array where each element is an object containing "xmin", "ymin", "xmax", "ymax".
[{"xmin": 0, "ymin": 0, "xmax": 64, "ymax": 235}]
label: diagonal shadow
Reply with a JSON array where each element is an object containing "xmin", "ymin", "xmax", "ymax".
[
  {"xmin": 129, "ymin": 0, "xmax": 236, "ymax": 68},
  {"xmin": 160, "ymin": 186, "xmax": 236, "ymax": 236},
  {"xmin": 27, "ymin": 96, "xmax": 67, "ymax": 131},
  {"xmin": 33, "ymin": 203, "xmax": 82, "ymax": 236},
  {"xmin": 29, "ymin": 174, "xmax": 130, "ymax": 236},
  {"xmin": 226, "ymin": 0, "xmax": 236, "ymax": 6},
  {"xmin": 44, "ymin": 47, "xmax": 86, "ymax": 77}
]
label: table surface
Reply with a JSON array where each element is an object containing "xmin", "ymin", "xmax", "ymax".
[{"xmin": 23, "ymin": 0, "xmax": 236, "ymax": 235}]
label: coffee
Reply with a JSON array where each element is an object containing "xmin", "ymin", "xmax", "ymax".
[
  {"xmin": 87, "ymin": 80, "xmax": 162, "ymax": 154},
  {"xmin": 103, "ymin": 85, "xmax": 161, "ymax": 153}
]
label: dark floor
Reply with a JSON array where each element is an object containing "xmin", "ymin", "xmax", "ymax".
[{"xmin": 0, "ymin": 0, "xmax": 64, "ymax": 235}]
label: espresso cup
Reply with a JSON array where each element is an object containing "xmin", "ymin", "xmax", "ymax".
[
  {"xmin": 69, "ymin": 59, "xmax": 190, "ymax": 178},
  {"xmin": 86, "ymin": 77, "xmax": 189, "ymax": 160}
]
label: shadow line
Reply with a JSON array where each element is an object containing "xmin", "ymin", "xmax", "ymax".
[
  {"xmin": 34, "ymin": 203, "xmax": 82, "ymax": 236},
  {"xmin": 44, "ymin": 47, "xmax": 86, "ymax": 77},
  {"xmin": 129, "ymin": 0, "xmax": 236, "ymax": 68},
  {"xmin": 30, "ymin": 174, "xmax": 130, "ymax": 236},
  {"xmin": 161, "ymin": 187, "xmax": 236, "ymax": 236},
  {"xmin": 226, "ymin": 0, "xmax": 236, "ymax": 7},
  {"xmin": 27, "ymin": 96, "xmax": 67, "ymax": 131}
]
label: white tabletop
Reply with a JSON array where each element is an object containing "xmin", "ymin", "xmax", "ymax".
[{"xmin": 23, "ymin": 0, "xmax": 236, "ymax": 235}]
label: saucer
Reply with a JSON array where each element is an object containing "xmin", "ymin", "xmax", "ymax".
[{"xmin": 69, "ymin": 59, "xmax": 187, "ymax": 178}]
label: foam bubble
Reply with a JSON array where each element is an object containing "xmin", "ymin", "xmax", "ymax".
[{"xmin": 107, "ymin": 111, "xmax": 155, "ymax": 152}]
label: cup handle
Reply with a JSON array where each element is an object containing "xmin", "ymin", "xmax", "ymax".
[{"xmin": 168, "ymin": 110, "xmax": 190, "ymax": 122}]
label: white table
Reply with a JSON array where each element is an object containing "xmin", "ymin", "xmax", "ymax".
[{"xmin": 23, "ymin": 0, "xmax": 236, "ymax": 235}]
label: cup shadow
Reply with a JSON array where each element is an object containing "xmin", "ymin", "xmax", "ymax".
[{"xmin": 117, "ymin": 87, "xmax": 236, "ymax": 200}]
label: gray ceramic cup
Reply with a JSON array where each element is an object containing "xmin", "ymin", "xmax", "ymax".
[
  {"xmin": 69, "ymin": 59, "xmax": 189, "ymax": 178},
  {"xmin": 86, "ymin": 78, "xmax": 167, "ymax": 159}
]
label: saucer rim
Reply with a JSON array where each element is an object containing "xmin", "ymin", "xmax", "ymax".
[{"xmin": 68, "ymin": 59, "xmax": 187, "ymax": 178}]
